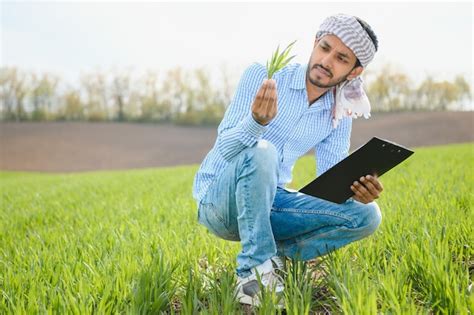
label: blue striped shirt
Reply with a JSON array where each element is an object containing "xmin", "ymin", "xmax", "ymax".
[{"xmin": 192, "ymin": 62, "xmax": 352, "ymax": 204}]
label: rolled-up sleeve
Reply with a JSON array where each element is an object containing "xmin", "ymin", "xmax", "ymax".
[
  {"xmin": 315, "ymin": 116, "xmax": 352, "ymax": 176},
  {"xmin": 216, "ymin": 62, "xmax": 268, "ymax": 161}
]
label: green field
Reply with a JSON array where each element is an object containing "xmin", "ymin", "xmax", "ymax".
[{"xmin": 1, "ymin": 143, "xmax": 473, "ymax": 314}]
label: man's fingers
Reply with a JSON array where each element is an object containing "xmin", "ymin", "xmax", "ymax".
[
  {"xmin": 261, "ymin": 80, "xmax": 277, "ymax": 123},
  {"xmin": 269, "ymin": 97, "xmax": 277, "ymax": 118},
  {"xmin": 268, "ymin": 81, "xmax": 278, "ymax": 117},
  {"xmin": 366, "ymin": 175, "xmax": 383, "ymax": 191},
  {"xmin": 252, "ymin": 79, "xmax": 277, "ymax": 125},
  {"xmin": 360, "ymin": 177, "xmax": 379, "ymax": 198},
  {"xmin": 352, "ymin": 181, "xmax": 371, "ymax": 200},
  {"xmin": 351, "ymin": 191, "xmax": 368, "ymax": 204},
  {"xmin": 257, "ymin": 80, "xmax": 271, "ymax": 111},
  {"xmin": 262, "ymin": 80, "xmax": 276, "ymax": 113},
  {"xmin": 351, "ymin": 187, "xmax": 365, "ymax": 202},
  {"xmin": 254, "ymin": 80, "xmax": 267, "ymax": 107},
  {"xmin": 351, "ymin": 174, "xmax": 386, "ymax": 204},
  {"xmin": 253, "ymin": 80, "xmax": 269, "ymax": 121}
]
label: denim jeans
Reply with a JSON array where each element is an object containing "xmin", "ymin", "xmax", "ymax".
[{"xmin": 197, "ymin": 140, "xmax": 382, "ymax": 278}]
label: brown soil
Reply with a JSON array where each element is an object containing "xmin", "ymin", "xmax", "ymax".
[{"xmin": 0, "ymin": 111, "xmax": 472, "ymax": 173}]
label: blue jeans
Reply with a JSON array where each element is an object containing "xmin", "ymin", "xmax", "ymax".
[{"xmin": 197, "ymin": 140, "xmax": 382, "ymax": 278}]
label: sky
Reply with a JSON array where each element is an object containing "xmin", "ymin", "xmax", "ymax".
[{"xmin": 1, "ymin": 1, "xmax": 473, "ymax": 88}]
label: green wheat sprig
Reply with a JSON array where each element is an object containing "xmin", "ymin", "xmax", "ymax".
[{"xmin": 266, "ymin": 40, "xmax": 297, "ymax": 79}]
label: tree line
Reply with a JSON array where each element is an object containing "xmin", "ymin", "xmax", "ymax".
[{"xmin": 0, "ymin": 64, "xmax": 471, "ymax": 125}]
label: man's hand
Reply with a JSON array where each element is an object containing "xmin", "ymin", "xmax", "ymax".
[
  {"xmin": 350, "ymin": 175, "xmax": 384, "ymax": 204},
  {"xmin": 251, "ymin": 79, "xmax": 277, "ymax": 126}
]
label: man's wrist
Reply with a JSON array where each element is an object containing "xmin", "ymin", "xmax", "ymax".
[
  {"xmin": 242, "ymin": 113, "xmax": 268, "ymax": 138},
  {"xmin": 251, "ymin": 114, "xmax": 269, "ymax": 126},
  {"xmin": 232, "ymin": 114, "xmax": 268, "ymax": 148}
]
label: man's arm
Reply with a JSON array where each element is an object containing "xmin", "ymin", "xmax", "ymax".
[
  {"xmin": 314, "ymin": 115, "xmax": 352, "ymax": 176},
  {"xmin": 216, "ymin": 63, "xmax": 269, "ymax": 161}
]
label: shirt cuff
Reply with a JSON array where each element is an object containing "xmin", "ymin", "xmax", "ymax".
[{"xmin": 238, "ymin": 114, "xmax": 268, "ymax": 146}]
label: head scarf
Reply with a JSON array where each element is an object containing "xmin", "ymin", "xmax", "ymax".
[{"xmin": 315, "ymin": 14, "xmax": 377, "ymax": 128}]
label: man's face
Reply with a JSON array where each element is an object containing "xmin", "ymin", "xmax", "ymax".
[{"xmin": 306, "ymin": 34, "xmax": 363, "ymax": 88}]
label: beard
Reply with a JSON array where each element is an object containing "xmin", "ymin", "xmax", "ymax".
[{"xmin": 306, "ymin": 62, "xmax": 352, "ymax": 88}]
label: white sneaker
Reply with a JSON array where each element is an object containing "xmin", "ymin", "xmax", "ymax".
[
  {"xmin": 270, "ymin": 256, "xmax": 286, "ymax": 277},
  {"xmin": 236, "ymin": 259, "xmax": 285, "ymax": 307}
]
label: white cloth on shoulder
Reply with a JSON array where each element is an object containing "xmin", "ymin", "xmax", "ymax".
[{"xmin": 331, "ymin": 76, "xmax": 371, "ymax": 128}]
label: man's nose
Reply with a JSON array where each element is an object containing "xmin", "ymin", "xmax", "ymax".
[{"xmin": 321, "ymin": 54, "xmax": 333, "ymax": 70}]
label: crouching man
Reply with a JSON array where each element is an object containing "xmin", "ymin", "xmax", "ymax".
[{"xmin": 192, "ymin": 13, "xmax": 383, "ymax": 307}]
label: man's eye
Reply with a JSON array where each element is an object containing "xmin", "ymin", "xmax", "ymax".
[
  {"xmin": 338, "ymin": 56, "xmax": 348, "ymax": 63},
  {"xmin": 321, "ymin": 46, "xmax": 328, "ymax": 51}
]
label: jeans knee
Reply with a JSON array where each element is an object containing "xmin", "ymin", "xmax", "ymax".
[
  {"xmin": 246, "ymin": 139, "xmax": 279, "ymax": 170},
  {"xmin": 352, "ymin": 201, "xmax": 381, "ymax": 237},
  {"xmin": 363, "ymin": 202, "xmax": 382, "ymax": 235}
]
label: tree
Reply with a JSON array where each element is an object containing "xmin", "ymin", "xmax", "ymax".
[
  {"xmin": 366, "ymin": 64, "xmax": 412, "ymax": 112},
  {"xmin": 160, "ymin": 67, "xmax": 188, "ymax": 122},
  {"xmin": 110, "ymin": 68, "xmax": 134, "ymax": 121},
  {"xmin": 80, "ymin": 70, "xmax": 109, "ymax": 121},
  {"xmin": 58, "ymin": 88, "xmax": 84, "ymax": 120},
  {"xmin": 138, "ymin": 70, "xmax": 173, "ymax": 122},
  {"xmin": 0, "ymin": 67, "xmax": 28, "ymax": 121},
  {"xmin": 453, "ymin": 75, "xmax": 472, "ymax": 110},
  {"xmin": 30, "ymin": 72, "xmax": 59, "ymax": 120},
  {"xmin": 417, "ymin": 77, "xmax": 459, "ymax": 110}
]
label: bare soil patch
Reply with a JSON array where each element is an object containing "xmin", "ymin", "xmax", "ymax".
[{"xmin": 1, "ymin": 111, "xmax": 472, "ymax": 172}]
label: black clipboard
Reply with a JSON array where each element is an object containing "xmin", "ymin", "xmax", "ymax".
[{"xmin": 299, "ymin": 137, "xmax": 414, "ymax": 204}]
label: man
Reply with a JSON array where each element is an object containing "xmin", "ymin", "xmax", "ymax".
[{"xmin": 192, "ymin": 13, "xmax": 383, "ymax": 306}]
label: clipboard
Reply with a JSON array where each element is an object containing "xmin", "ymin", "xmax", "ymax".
[{"xmin": 299, "ymin": 137, "xmax": 415, "ymax": 204}]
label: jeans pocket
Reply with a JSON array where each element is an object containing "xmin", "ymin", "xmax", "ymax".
[{"xmin": 199, "ymin": 202, "xmax": 240, "ymax": 241}]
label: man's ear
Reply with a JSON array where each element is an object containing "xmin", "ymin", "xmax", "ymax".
[{"xmin": 347, "ymin": 66, "xmax": 363, "ymax": 80}]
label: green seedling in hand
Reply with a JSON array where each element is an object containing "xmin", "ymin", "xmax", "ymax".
[{"xmin": 266, "ymin": 40, "xmax": 297, "ymax": 79}]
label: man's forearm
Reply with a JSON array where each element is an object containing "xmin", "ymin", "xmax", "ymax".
[{"xmin": 217, "ymin": 114, "xmax": 268, "ymax": 161}]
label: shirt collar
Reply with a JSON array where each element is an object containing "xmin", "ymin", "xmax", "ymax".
[
  {"xmin": 290, "ymin": 63, "xmax": 307, "ymax": 90},
  {"xmin": 291, "ymin": 63, "xmax": 335, "ymax": 111}
]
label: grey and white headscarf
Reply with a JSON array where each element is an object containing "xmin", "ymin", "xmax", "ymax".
[{"xmin": 315, "ymin": 14, "xmax": 377, "ymax": 128}]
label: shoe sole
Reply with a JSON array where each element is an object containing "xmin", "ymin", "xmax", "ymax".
[
  {"xmin": 236, "ymin": 291, "xmax": 285, "ymax": 308},
  {"xmin": 237, "ymin": 293, "xmax": 258, "ymax": 306}
]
